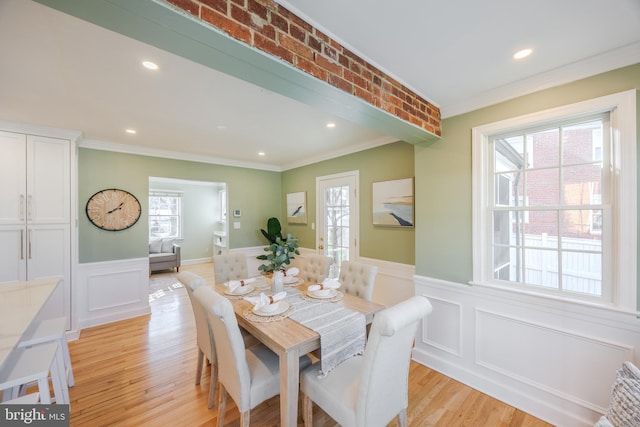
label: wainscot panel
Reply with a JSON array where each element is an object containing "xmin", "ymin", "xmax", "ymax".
[
  {"xmin": 76, "ymin": 258, "xmax": 151, "ymax": 330},
  {"xmin": 412, "ymin": 275, "xmax": 640, "ymax": 427}
]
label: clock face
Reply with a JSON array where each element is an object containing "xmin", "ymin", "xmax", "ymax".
[{"xmin": 86, "ymin": 189, "xmax": 141, "ymax": 231}]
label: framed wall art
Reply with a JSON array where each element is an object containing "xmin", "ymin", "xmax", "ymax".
[
  {"xmin": 372, "ymin": 177, "xmax": 414, "ymax": 227},
  {"xmin": 286, "ymin": 191, "xmax": 307, "ymax": 224}
]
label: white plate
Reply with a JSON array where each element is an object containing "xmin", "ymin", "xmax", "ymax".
[
  {"xmin": 253, "ymin": 300, "xmax": 290, "ymax": 316},
  {"xmin": 283, "ymin": 276, "xmax": 299, "ymax": 284},
  {"xmin": 307, "ymin": 289, "xmax": 337, "ymax": 299},
  {"xmin": 225, "ymin": 285, "xmax": 254, "ymax": 296}
]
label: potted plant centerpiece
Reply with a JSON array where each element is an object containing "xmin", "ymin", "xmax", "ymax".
[{"xmin": 257, "ymin": 217, "xmax": 300, "ymax": 293}]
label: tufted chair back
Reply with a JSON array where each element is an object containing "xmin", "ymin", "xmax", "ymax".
[
  {"xmin": 338, "ymin": 260, "xmax": 378, "ymax": 301},
  {"xmin": 213, "ymin": 253, "xmax": 249, "ymax": 284},
  {"xmin": 299, "ymin": 254, "xmax": 333, "ymax": 284}
]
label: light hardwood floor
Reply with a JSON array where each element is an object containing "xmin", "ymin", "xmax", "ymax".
[{"xmin": 67, "ymin": 262, "xmax": 552, "ymax": 426}]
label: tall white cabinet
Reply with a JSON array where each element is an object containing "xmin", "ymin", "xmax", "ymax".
[{"xmin": 0, "ymin": 128, "xmax": 74, "ymax": 330}]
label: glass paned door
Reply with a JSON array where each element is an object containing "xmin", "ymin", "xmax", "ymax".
[{"xmin": 316, "ymin": 171, "xmax": 359, "ymax": 278}]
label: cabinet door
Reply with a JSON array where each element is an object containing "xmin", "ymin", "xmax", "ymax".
[
  {"xmin": 27, "ymin": 224, "xmax": 70, "ymax": 326},
  {"xmin": 27, "ymin": 135, "xmax": 70, "ymax": 224},
  {"xmin": 0, "ymin": 131, "xmax": 27, "ymax": 224},
  {"xmin": 0, "ymin": 225, "xmax": 27, "ymax": 281}
]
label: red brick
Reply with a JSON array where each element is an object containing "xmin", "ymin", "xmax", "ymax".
[
  {"xmin": 307, "ymin": 34, "xmax": 322, "ymax": 53},
  {"xmin": 168, "ymin": 0, "xmax": 199, "ymax": 15},
  {"xmin": 337, "ymin": 53, "xmax": 349, "ymax": 68},
  {"xmin": 199, "ymin": 0, "xmax": 226, "ymax": 14},
  {"xmin": 344, "ymin": 69, "xmax": 366, "ymax": 89},
  {"xmin": 278, "ymin": 33, "xmax": 314, "ymax": 60},
  {"xmin": 254, "ymin": 32, "xmax": 294, "ymax": 63},
  {"xmin": 278, "ymin": 6, "xmax": 312, "ymax": 32},
  {"xmin": 328, "ymin": 73, "xmax": 353, "ymax": 94},
  {"xmin": 354, "ymin": 86, "xmax": 374, "ymax": 104},
  {"xmin": 315, "ymin": 55, "xmax": 342, "ymax": 76},
  {"xmin": 296, "ymin": 56, "xmax": 328, "ymax": 81},
  {"xmin": 247, "ymin": 0, "xmax": 268, "ymax": 20},
  {"xmin": 323, "ymin": 44, "xmax": 337, "ymax": 62},
  {"xmin": 201, "ymin": 7, "xmax": 252, "ymax": 44},
  {"xmin": 314, "ymin": 29, "xmax": 330, "ymax": 43},
  {"xmin": 270, "ymin": 13, "xmax": 288, "ymax": 32},
  {"xmin": 290, "ymin": 23, "xmax": 306, "ymax": 43}
]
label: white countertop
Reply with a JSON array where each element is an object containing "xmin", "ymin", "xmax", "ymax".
[{"xmin": 0, "ymin": 278, "xmax": 61, "ymax": 368}]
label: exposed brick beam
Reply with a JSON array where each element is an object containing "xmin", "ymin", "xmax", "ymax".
[{"xmin": 165, "ymin": 0, "xmax": 441, "ymax": 137}]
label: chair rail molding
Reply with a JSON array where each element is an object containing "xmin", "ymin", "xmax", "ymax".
[{"xmin": 412, "ymin": 274, "xmax": 640, "ymax": 427}]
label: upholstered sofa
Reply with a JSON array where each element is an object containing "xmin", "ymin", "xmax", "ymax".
[
  {"xmin": 149, "ymin": 239, "xmax": 181, "ymax": 273},
  {"xmin": 595, "ymin": 361, "xmax": 640, "ymax": 426}
]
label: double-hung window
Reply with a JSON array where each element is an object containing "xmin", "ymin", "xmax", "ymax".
[
  {"xmin": 472, "ymin": 91, "xmax": 636, "ymax": 310},
  {"xmin": 149, "ymin": 190, "xmax": 183, "ymax": 240}
]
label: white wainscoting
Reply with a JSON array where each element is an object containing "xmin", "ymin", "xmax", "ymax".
[
  {"xmin": 412, "ymin": 275, "xmax": 640, "ymax": 427},
  {"xmin": 76, "ymin": 257, "xmax": 151, "ymax": 330}
]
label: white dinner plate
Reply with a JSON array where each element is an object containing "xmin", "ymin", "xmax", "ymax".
[
  {"xmin": 283, "ymin": 275, "xmax": 299, "ymax": 284},
  {"xmin": 224, "ymin": 285, "xmax": 254, "ymax": 296},
  {"xmin": 253, "ymin": 300, "xmax": 290, "ymax": 316},
  {"xmin": 307, "ymin": 289, "xmax": 337, "ymax": 299}
]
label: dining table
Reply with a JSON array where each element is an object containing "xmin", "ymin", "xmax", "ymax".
[
  {"xmin": 213, "ymin": 278, "xmax": 385, "ymax": 427},
  {"xmin": 0, "ymin": 277, "xmax": 61, "ymax": 370}
]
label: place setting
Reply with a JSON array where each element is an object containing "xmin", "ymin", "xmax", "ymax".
[
  {"xmin": 241, "ymin": 291, "xmax": 295, "ymax": 322},
  {"xmin": 222, "ymin": 277, "xmax": 261, "ymax": 298},
  {"xmin": 303, "ymin": 278, "xmax": 343, "ymax": 303}
]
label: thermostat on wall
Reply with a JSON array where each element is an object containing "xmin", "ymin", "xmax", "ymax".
[{"xmin": 233, "ymin": 209, "xmax": 241, "ymax": 217}]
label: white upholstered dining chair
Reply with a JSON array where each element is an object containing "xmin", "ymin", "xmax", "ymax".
[
  {"xmin": 298, "ymin": 254, "xmax": 333, "ymax": 283},
  {"xmin": 177, "ymin": 271, "xmax": 217, "ymax": 408},
  {"xmin": 213, "ymin": 253, "xmax": 249, "ymax": 284},
  {"xmin": 300, "ymin": 295, "xmax": 433, "ymax": 427},
  {"xmin": 194, "ymin": 285, "xmax": 311, "ymax": 426},
  {"xmin": 338, "ymin": 260, "xmax": 378, "ymax": 301}
]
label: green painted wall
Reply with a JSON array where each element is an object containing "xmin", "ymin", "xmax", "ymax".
[
  {"xmin": 282, "ymin": 141, "xmax": 415, "ymax": 265},
  {"xmin": 78, "ymin": 148, "xmax": 282, "ymax": 263},
  {"xmin": 415, "ymin": 64, "xmax": 640, "ymax": 308}
]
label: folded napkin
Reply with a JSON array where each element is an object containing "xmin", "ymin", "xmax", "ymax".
[
  {"xmin": 245, "ymin": 291, "xmax": 287, "ymax": 311},
  {"xmin": 225, "ymin": 277, "xmax": 256, "ymax": 292},
  {"xmin": 308, "ymin": 278, "xmax": 340, "ymax": 292},
  {"xmin": 284, "ymin": 267, "xmax": 299, "ymax": 277}
]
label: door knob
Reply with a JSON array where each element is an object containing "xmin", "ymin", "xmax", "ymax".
[{"xmin": 318, "ymin": 245, "xmax": 324, "ymax": 250}]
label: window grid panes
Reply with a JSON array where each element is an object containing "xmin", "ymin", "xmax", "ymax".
[
  {"xmin": 490, "ymin": 115, "xmax": 606, "ymax": 297},
  {"xmin": 149, "ymin": 193, "xmax": 182, "ymax": 239},
  {"xmin": 325, "ymin": 185, "xmax": 350, "ymax": 276}
]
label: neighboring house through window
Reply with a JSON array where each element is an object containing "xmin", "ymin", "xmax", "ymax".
[
  {"xmin": 149, "ymin": 190, "xmax": 183, "ymax": 240},
  {"xmin": 472, "ymin": 91, "xmax": 636, "ymax": 310}
]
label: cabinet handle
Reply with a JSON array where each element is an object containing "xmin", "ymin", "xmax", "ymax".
[
  {"xmin": 27, "ymin": 195, "xmax": 32, "ymax": 221},
  {"xmin": 20, "ymin": 194, "xmax": 25, "ymax": 221},
  {"xmin": 20, "ymin": 229, "xmax": 24, "ymax": 260},
  {"xmin": 27, "ymin": 229, "xmax": 32, "ymax": 259}
]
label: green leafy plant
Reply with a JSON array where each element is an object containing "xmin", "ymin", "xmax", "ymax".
[
  {"xmin": 260, "ymin": 217, "xmax": 283, "ymax": 244},
  {"xmin": 257, "ymin": 217, "xmax": 299, "ymax": 273}
]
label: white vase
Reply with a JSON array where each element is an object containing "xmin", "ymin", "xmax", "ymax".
[{"xmin": 271, "ymin": 270, "xmax": 284, "ymax": 294}]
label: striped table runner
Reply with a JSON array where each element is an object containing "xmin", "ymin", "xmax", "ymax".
[{"xmin": 285, "ymin": 290, "xmax": 365, "ymax": 377}]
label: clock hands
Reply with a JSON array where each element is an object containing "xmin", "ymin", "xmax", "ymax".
[{"xmin": 107, "ymin": 202, "xmax": 124, "ymax": 214}]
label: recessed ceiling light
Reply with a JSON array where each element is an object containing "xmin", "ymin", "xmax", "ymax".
[
  {"xmin": 513, "ymin": 48, "xmax": 533, "ymax": 60},
  {"xmin": 142, "ymin": 60, "xmax": 158, "ymax": 70},
  {"xmin": 326, "ymin": 122, "xmax": 336, "ymax": 128},
  {"xmin": 216, "ymin": 125, "xmax": 227, "ymax": 130},
  {"xmin": 125, "ymin": 129, "xmax": 137, "ymax": 134},
  {"xmin": 258, "ymin": 151, "xmax": 265, "ymax": 156}
]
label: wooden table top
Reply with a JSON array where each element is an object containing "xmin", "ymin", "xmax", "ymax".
[{"xmin": 213, "ymin": 281, "xmax": 384, "ymax": 355}]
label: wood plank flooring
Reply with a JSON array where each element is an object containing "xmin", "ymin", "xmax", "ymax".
[{"xmin": 67, "ymin": 262, "xmax": 552, "ymax": 426}]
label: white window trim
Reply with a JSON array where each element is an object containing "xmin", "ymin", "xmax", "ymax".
[{"xmin": 471, "ymin": 90, "xmax": 637, "ymax": 312}]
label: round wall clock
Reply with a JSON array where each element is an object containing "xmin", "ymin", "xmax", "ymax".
[{"xmin": 86, "ymin": 188, "xmax": 141, "ymax": 231}]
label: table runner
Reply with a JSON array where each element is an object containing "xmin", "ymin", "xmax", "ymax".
[{"xmin": 285, "ymin": 290, "xmax": 365, "ymax": 377}]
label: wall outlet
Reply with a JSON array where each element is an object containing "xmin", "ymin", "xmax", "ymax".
[{"xmin": 234, "ymin": 221, "xmax": 241, "ymax": 229}]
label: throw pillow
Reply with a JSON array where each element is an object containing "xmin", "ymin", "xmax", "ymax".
[
  {"xmin": 604, "ymin": 361, "xmax": 640, "ymax": 426},
  {"xmin": 149, "ymin": 239, "xmax": 162, "ymax": 254},
  {"xmin": 161, "ymin": 238, "xmax": 175, "ymax": 253}
]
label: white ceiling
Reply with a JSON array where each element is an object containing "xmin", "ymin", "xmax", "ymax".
[{"xmin": 1, "ymin": 0, "xmax": 639, "ymax": 171}]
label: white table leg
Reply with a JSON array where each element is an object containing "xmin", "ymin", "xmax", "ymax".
[{"xmin": 280, "ymin": 349, "xmax": 300, "ymax": 426}]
